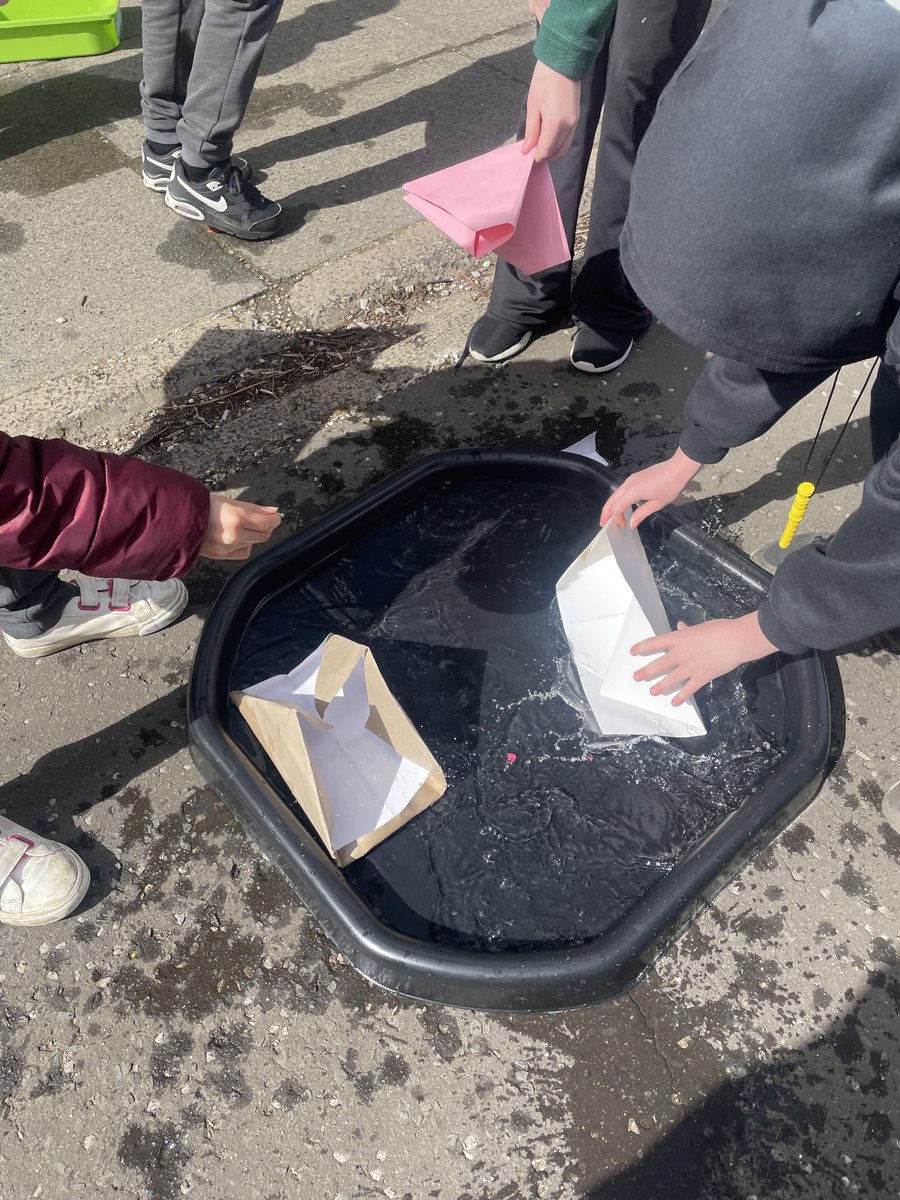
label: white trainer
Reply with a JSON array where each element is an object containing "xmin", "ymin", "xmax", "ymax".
[
  {"xmin": 0, "ymin": 815, "xmax": 90, "ymax": 926},
  {"xmin": 4, "ymin": 575, "xmax": 189, "ymax": 659}
]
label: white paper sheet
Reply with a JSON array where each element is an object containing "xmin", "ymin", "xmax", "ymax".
[
  {"xmin": 244, "ymin": 644, "xmax": 429, "ymax": 848},
  {"xmin": 563, "ymin": 432, "xmax": 610, "ymax": 467},
  {"xmin": 556, "ymin": 522, "xmax": 706, "ymax": 738}
]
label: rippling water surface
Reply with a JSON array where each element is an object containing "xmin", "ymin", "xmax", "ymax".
[{"xmin": 231, "ymin": 475, "xmax": 787, "ymax": 952}]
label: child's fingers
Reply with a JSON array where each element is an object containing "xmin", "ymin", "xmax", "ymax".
[
  {"xmin": 671, "ymin": 678, "xmax": 702, "ymax": 707},
  {"xmin": 236, "ymin": 526, "xmax": 277, "ymax": 545},
  {"xmin": 523, "ymin": 102, "xmax": 540, "ymax": 154},
  {"xmin": 634, "ymin": 652, "xmax": 676, "ymax": 683},
  {"xmin": 534, "ymin": 124, "xmax": 555, "ymax": 163},
  {"xmin": 629, "ymin": 500, "xmax": 661, "ymax": 530},
  {"xmin": 600, "ymin": 488, "xmax": 632, "ymax": 527},
  {"xmin": 650, "ymin": 669, "xmax": 689, "ymax": 696},
  {"xmin": 631, "ymin": 632, "xmax": 673, "ymax": 658},
  {"xmin": 237, "ymin": 507, "xmax": 282, "ymax": 531}
]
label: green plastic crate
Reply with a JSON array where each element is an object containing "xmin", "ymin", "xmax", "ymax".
[{"xmin": 0, "ymin": 0, "xmax": 121, "ymax": 63}]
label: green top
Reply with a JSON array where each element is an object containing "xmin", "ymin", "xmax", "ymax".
[{"xmin": 534, "ymin": 0, "xmax": 617, "ymax": 80}]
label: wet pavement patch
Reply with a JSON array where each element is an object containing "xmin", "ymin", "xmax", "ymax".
[
  {"xmin": 206, "ymin": 1022, "xmax": 254, "ymax": 1106},
  {"xmin": 150, "ymin": 1030, "xmax": 195, "ymax": 1088},
  {"xmin": 0, "ymin": 1048, "xmax": 24, "ymax": 1102},
  {"xmin": 113, "ymin": 923, "xmax": 264, "ymax": 1019},
  {"xmin": 118, "ymin": 1121, "xmax": 190, "ymax": 1200}
]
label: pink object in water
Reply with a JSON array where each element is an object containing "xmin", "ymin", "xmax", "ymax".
[
  {"xmin": 402, "ymin": 141, "xmax": 570, "ymax": 275},
  {"xmin": 506, "ymin": 753, "xmax": 517, "ymax": 763}
]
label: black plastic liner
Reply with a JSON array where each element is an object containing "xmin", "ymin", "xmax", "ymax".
[{"xmin": 188, "ymin": 451, "xmax": 838, "ymax": 1011}]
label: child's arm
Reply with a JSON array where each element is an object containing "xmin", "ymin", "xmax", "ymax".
[
  {"xmin": 0, "ymin": 432, "xmax": 279, "ymax": 580},
  {"xmin": 523, "ymin": 0, "xmax": 617, "ymax": 161},
  {"xmin": 533, "ymin": 0, "xmax": 616, "ymax": 84},
  {"xmin": 602, "ymin": 357, "xmax": 831, "ymax": 527},
  {"xmin": 627, "ymin": 418, "xmax": 900, "ymax": 701},
  {"xmin": 603, "ymin": 341, "xmax": 900, "ymax": 701}
]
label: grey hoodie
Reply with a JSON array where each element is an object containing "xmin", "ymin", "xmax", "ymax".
[{"xmin": 619, "ymin": 0, "xmax": 900, "ymax": 653}]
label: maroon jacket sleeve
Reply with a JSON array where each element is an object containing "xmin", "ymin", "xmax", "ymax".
[{"xmin": 0, "ymin": 432, "xmax": 211, "ymax": 579}]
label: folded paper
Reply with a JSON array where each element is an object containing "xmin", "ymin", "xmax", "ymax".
[
  {"xmin": 563, "ymin": 431, "xmax": 610, "ymax": 466},
  {"xmin": 556, "ymin": 523, "xmax": 706, "ymax": 738},
  {"xmin": 403, "ymin": 141, "xmax": 570, "ymax": 275},
  {"xmin": 233, "ymin": 636, "xmax": 447, "ymax": 865}
]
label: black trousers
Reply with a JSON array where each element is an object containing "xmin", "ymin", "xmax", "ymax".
[
  {"xmin": 488, "ymin": 0, "xmax": 711, "ymax": 334},
  {"xmin": 682, "ymin": 357, "xmax": 900, "ymax": 466}
]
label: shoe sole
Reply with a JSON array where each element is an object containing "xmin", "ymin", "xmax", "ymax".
[
  {"xmin": 165, "ymin": 192, "xmax": 282, "ymax": 241},
  {"xmin": 469, "ymin": 330, "xmax": 533, "ymax": 364},
  {"xmin": 0, "ymin": 854, "xmax": 91, "ymax": 926},
  {"xmin": 5, "ymin": 587, "xmax": 189, "ymax": 659},
  {"xmin": 143, "ymin": 171, "xmax": 172, "ymax": 193},
  {"xmin": 570, "ymin": 339, "xmax": 634, "ymax": 374}
]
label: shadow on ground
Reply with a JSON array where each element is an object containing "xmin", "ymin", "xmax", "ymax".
[
  {"xmin": 588, "ymin": 969, "xmax": 900, "ymax": 1198},
  {"xmin": 0, "ymin": 688, "xmax": 186, "ymax": 909},
  {"xmin": 0, "ymin": 8, "xmax": 530, "ymax": 209}
]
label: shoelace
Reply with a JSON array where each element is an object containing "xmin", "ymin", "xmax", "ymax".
[
  {"xmin": 219, "ymin": 161, "xmax": 266, "ymax": 209},
  {"xmin": 76, "ymin": 574, "xmax": 135, "ymax": 612}
]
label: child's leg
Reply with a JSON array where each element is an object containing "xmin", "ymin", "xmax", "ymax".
[
  {"xmin": 572, "ymin": 0, "xmax": 711, "ymax": 336},
  {"xmin": 175, "ymin": 0, "xmax": 285, "ymax": 169},
  {"xmin": 868, "ymin": 361, "xmax": 900, "ymax": 463},
  {"xmin": 140, "ymin": 0, "xmax": 206, "ymax": 146},
  {"xmin": 0, "ymin": 569, "xmax": 76, "ymax": 641}
]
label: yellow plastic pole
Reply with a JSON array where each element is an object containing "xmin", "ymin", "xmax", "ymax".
[{"xmin": 778, "ymin": 481, "xmax": 816, "ymax": 549}]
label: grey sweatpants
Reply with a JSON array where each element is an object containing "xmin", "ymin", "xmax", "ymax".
[
  {"xmin": 140, "ymin": 0, "xmax": 284, "ymax": 168},
  {"xmin": 488, "ymin": 0, "xmax": 711, "ymax": 335},
  {"xmin": 0, "ymin": 570, "xmax": 75, "ymax": 640}
]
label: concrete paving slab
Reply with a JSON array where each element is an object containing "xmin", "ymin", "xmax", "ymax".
[
  {"xmin": 288, "ymin": 218, "xmax": 476, "ymax": 327},
  {"xmin": 386, "ymin": 0, "xmax": 530, "ymax": 51},
  {"xmin": 229, "ymin": 49, "xmax": 526, "ymax": 280},
  {"xmin": 0, "ymin": 301, "xmax": 295, "ymax": 444},
  {"xmin": 256, "ymin": 0, "xmax": 436, "ymax": 89},
  {"xmin": 0, "ymin": 56, "xmax": 141, "ymax": 199},
  {"xmin": 0, "ymin": 168, "xmax": 264, "ymax": 400},
  {"xmin": 454, "ymin": 24, "xmax": 538, "ymax": 85}
]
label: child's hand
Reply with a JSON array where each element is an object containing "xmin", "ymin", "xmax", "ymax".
[
  {"xmin": 524, "ymin": 61, "xmax": 581, "ymax": 162},
  {"xmin": 200, "ymin": 494, "xmax": 281, "ymax": 561},
  {"xmin": 601, "ymin": 449, "xmax": 703, "ymax": 530},
  {"xmin": 631, "ymin": 612, "xmax": 779, "ymax": 705},
  {"xmin": 528, "ymin": 0, "xmax": 551, "ymax": 21}
]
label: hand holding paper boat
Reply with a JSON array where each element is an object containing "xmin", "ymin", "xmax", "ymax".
[
  {"xmin": 403, "ymin": 141, "xmax": 571, "ymax": 275},
  {"xmin": 556, "ymin": 522, "xmax": 707, "ymax": 738}
]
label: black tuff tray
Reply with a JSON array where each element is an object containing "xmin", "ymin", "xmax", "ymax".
[{"xmin": 187, "ymin": 451, "xmax": 838, "ymax": 1011}]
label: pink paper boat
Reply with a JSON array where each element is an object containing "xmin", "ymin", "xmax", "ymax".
[{"xmin": 403, "ymin": 141, "xmax": 570, "ymax": 276}]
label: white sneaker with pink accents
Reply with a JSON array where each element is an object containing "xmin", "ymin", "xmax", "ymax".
[
  {"xmin": 4, "ymin": 574, "xmax": 188, "ymax": 659},
  {"xmin": 0, "ymin": 815, "xmax": 90, "ymax": 926}
]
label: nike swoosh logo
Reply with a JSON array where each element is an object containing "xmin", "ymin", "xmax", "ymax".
[{"xmin": 179, "ymin": 177, "xmax": 228, "ymax": 212}]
